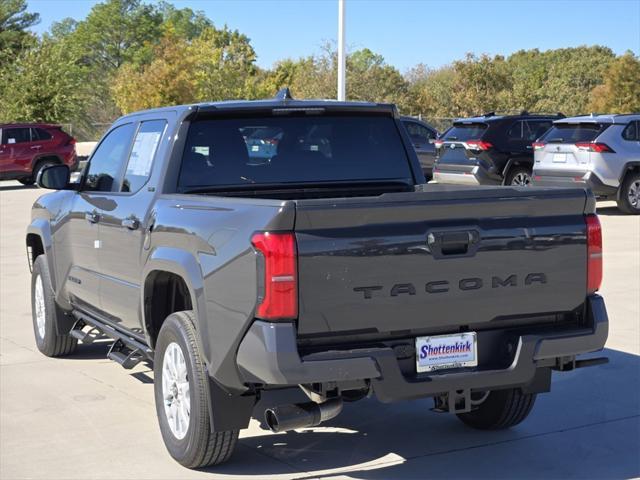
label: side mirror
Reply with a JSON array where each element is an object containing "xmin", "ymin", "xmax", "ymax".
[{"xmin": 37, "ymin": 164, "xmax": 70, "ymax": 190}]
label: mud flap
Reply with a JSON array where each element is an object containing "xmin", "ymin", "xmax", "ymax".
[{"xmin": 207, "ymin": 376, "xmax": 256, "ymax": 431}]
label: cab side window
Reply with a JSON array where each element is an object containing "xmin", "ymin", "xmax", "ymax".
[
  {"xmin": 2, "ymin": 128, "xmax": 31, "ymax": 144},
  {"xmin": 507, "ymin": 121, "xmax": 524, "ymax": 140},
  {"xmin": 404, "ymin": 121, "xmax": 435, "ymax": 143},
  {"xmin": 526, "ymin": 121, "xmax": 553, "ymax": 141},
  {"xmin": 622, "ymin": 121, "xmax": 638, "ymax": 141},
  {"xmin": 32, "ymin": 128, "xmax": 52, "ymax": 141},
  {"xmin": 121, "ymin": 120, "xmax": 166, "ymax": 193},
  {"xmin": 84, "ymin": 123, "xmax": 135, "ymax": 192}
]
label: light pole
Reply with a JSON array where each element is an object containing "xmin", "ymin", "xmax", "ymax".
[{"xmin": 337, "ymin": 0, "xmax": 346, "ymax": 101}]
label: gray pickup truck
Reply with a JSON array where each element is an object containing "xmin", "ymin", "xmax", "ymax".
[{"xmin": 27, "ymin": 90, "xmax": 608, "ymax": 469}]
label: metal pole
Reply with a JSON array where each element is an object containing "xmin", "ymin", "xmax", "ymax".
[{"xmin": 337, "ymin": 0, "xmax": 346, "ymax": 101}]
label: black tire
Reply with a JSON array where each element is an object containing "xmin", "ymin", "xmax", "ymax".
[
  {"xmin": 617, "ymin": 171, "xmax": 640, "ymax": 215},
  {"xmin": 154, "ymin": 311, "xmax": 238, "ymax": 468},
  {"xmin": 505, "ymin": 165, "xmax": 532, "ymax": 186},
  {"xmin": 18, "ymin": 177, "xmax": 35, "ymax": 185},
  {"xmin": 31, "ymin": 256, "xmax": 78, "ymax": 357},
  {"xmin": 456, "ymin": 388, "xmax": 536, "ymax": 430}
]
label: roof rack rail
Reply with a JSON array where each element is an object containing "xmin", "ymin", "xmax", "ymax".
[{"xmin": 478, "ymin": 110, "xmax": 564, "ymax": 118}]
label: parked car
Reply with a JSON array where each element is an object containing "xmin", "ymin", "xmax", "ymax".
[
  {"xmin": 532, "ymin": 113, "xmax": 640, "ymax": 214},
  {"xmin": 401, "ymin": 116, "xmax": 438, "ymax": 178},
  {"xmin": 432, "ymin": 112, "xmax": 562, "ymax": 186},
  {"xmin": 27, "ymin": 90, "xmax": 607, "ymax": 469},
  {"xmin": 0, "ymin": 123, "xmax": 78, "ymax": 185}
]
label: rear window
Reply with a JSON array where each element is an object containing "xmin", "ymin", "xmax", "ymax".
[
  {"xmin": 541, "ymin": 123, "xmax": 609, "ymax": 143},
  {"xmin": 443, "ymin": 123, "xmax": 488, "ymax": 141},
  {"xmin": 178, "ymin": 115, "xmax": 413, "ymax": 190}
]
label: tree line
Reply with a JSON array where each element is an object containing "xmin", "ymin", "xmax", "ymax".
[{"xmin": 1, "ymin": 0, "xmax": 639, "ymax": 140}]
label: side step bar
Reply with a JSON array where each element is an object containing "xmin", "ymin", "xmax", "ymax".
[{"xmin": 71, "ymin": 310, "xmax": 153, "ymax": 369}]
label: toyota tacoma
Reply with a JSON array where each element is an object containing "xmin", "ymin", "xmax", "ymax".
[{"xmin": 27, "ymin": 90, "xmax": 608, "ymax": 468}]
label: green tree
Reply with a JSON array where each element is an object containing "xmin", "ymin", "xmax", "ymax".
[
  {"xmin": 111, "ymin": 25, "xmax": 259, "ymax": 112},
  {"xmin": 73, "ymin": 0, "xmax": 162, "ymax": 70},
  {"xmin": 0, "ymin": 0, "xmax": 39, "ymax": 56},
  {"xmin": 589, "ymin": 51, "xmax": 640, "ymax": 113},
  {"xmin": 0, "ymin": 37, "xmax": 87, "ymax": 122},
  {"xmin": 404, "ymin": 63, "xmax": 457, "ymax": 118},
  {"xmin": 347, "ymin": 48, "xmax": 409, "ymax": 106},
  {"xmin": 449, "ymin": 53, "xmax": 512, "ymax": 116},
  {"xmin": 157, "ymin": 1, "xmax": 212, "ymax": 40}
]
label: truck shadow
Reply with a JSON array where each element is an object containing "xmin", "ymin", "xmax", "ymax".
[
  {"xmin": 596, "ymin": 205, "xmax": 627, "ymax": 216},
  {"xmin": 0, "ymin": 182, "xmax": 37, "ymax": 192},
  {"xmin": 209, "ymin": 347, "xmax": 639, "ymax": 479}
]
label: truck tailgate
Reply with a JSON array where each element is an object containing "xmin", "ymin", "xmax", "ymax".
[{"xmin": 294, "ymin": 186, "xmax": 589, "ymax": 337}]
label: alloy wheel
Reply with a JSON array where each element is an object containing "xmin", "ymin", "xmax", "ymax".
[
  {"xmin": 34, "ymin": 274, "xmax": 46, "ymax": 340},
  {"xmin": 162, "ymin": 342, "xmax": 191, "ymax": 439},
  {"xmin": 628, "ymin": 180, "xmax": 640, "ymax": 209},
  {"xmin": 511, "ymin": 172, "xmax": 531, "ymax": 186}
]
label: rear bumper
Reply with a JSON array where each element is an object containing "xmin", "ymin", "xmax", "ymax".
[
  {"xmin": 532, "ymin": 170, "xmax": 618, "ymax": 198},
  {"xmin": 236, "ymin": 295, "xmax": 608, "ymax": 402},
  {"xmin": 432, "ymin": 165, "xmax": 498, "ymax": 186}
]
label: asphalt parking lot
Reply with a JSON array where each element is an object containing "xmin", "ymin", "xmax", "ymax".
[{"xmin": 1, "ymin": 181, "xmax": 639, "ymax": 480}]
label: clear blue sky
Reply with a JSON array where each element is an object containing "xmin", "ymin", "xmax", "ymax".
[{"xmin": 28, "ymin": 0, "xmax": 640, "ymax": 71}]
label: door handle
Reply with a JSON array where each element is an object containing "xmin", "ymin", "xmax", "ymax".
[
  {"xmin": 30, "ymin": 145, "xmax": 41, "ymax": 150},
  {"xmin": 121, "ymin": 217, "xmax": 140, "ymax": 230},
  {"xmin": 85, "ymin": 211, "xmax": 100, "ymax": 223},
  {"xmin": 526, "ymin": 145, "xmax": 532, "ymax": 150}
]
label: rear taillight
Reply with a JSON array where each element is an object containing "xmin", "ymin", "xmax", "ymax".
[
  {"xmin": 434, "ymin": 140, "xmax": 444, "ymax": 148},
  {"xmin": 466, "ymin": 140, "xmax": 493, "ymax": 151},
  {"xmin": 575, "ymin": 142, "xmax": 614, "ymax": 153},
  {"xmin": 251, "ymin": 232, "xmax": 298, "ymax": 320},
  {"xmin": 532, "ymin": 142, "xmax": 545, "ymax": 151},
  {"xmin": 586, "ymin": 214, "xmax": 602, "ymax": 294}
]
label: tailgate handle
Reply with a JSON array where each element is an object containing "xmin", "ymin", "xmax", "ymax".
[{"xmin": 428, "ymin": 230, "xmax": 478, "ymax": 257}]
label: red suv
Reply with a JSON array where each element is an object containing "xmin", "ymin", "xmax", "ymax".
[{"xmin": 0, "ymin": 123, "xmax": 78, "ymax": 185}]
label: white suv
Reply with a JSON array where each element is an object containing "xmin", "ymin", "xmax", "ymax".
[{"xmin": 532, "ymin": 113, "xmax": 640, "ymax": 214}]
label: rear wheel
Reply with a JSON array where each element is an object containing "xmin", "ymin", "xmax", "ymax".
[
  {"xmin": 31, "ymin": 256, "xmax": 77, "ymax": 357},
  {"xmin": 506, "ymin": 166, "xmax": 532, "ymax": 186},
  {"xmin": 154, "ymin": 311, "xmax": 238, "ymax": 468},
  {"xmin": 617, "ymin": 171, "xmax": 640, "ymax": 214},
  {"xmin": 456, "ymin": 388, "xmax": 536, "ymax": 430}
]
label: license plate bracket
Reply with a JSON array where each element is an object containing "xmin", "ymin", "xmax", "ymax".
[{"xmin": 416, "ymin": 332, "xmax": 478, "ymax": 373}]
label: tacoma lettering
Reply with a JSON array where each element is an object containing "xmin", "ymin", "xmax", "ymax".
[{"xmin": 353, "ymin": 273, "xmax": 548, "ymax": 299}]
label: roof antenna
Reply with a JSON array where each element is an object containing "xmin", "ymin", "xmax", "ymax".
[{"xmin": 274, "ymin": 87, "xmax": 294, "ymax": 101}]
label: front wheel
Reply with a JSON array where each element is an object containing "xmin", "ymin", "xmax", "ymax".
[
  {"xmin": 154, "ymin": 311, "xmax": 238, "ymax": 468},
  {"xmin": 18, "ymin": 177, "xmax": 35, "ymax": 185},
  {"xmin": 456, "ymin": 388, "xmax": 536, "ymax": 430},
  {"xmin": 31, "ymin": 256, "xmax": 77, "ymax": 357},
  {"xmin": 506, "ymin": 166, "xmax": 532, "ymax": 186},
  {"xmin": 617, "ymin": 171, "xmax": 640, "ymax": 214}
]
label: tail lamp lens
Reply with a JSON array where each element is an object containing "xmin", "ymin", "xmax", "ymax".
[
  {"xmin": 466, "ymin": 140, "xmax": 493, "ymax": 151},
  {"xmin": 575, "ymin": 142, "xmax": 615, "ymax": 153},
  {"xmin": 251, "ymin": 232, "xmax": 298, "ymax": 320},
  {"xmin": 586, "ymin": 214, "xmax": 602, "ymax": 294},
  {"xmin": 532, "ymin": 142, "xmax": 545, "ymax": 151}
]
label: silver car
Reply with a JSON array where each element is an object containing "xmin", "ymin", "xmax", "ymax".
[{"xmin": 532, "ymin": 113, "xmax": 640, "ymax": 214}]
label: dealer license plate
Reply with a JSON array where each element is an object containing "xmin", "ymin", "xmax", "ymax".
[
  {"xmin": 552, "ymin": 153, "xmax": 567, "ymax": 163},
  {"xmin": 416, "ymin": 332, "xmax": 478, "ymax": 373}
]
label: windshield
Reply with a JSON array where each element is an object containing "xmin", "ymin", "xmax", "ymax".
[
  {"xmin": 178, "ymin": 115, "xmax": 414, "ymax": 191},
  {"xmin": 540, "ymin": 123, "xmax": 609, "ymax": 143},
  {"xmin": 443, "ymin": 123, "xmax": 488, "ymax": 141}
]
